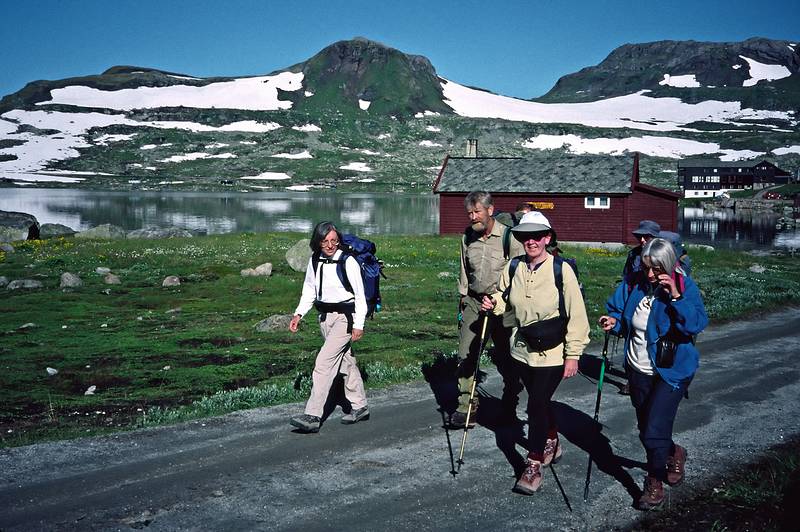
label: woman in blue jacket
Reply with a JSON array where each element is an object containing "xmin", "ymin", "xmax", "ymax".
[{"xmin": 599, "ymin": 237, "xmax": 707, "ymax": 511}]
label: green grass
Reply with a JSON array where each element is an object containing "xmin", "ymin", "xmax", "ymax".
[{"xmin": 2, "ymin": 234, "xmax": 800, "ymax": 447}]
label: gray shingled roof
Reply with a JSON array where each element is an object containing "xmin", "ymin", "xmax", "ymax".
[
  {"xmin": 435, "ymin": 155, "xmax": 635, "ymax": 194},
  {"xmin": 677, "ymin": 158, "xmax": 771, "ymax": 168}
]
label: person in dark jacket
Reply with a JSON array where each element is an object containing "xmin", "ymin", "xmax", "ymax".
[{"xmin": 600, "ymin": 237, "xmax": 707, "ymax": 510}]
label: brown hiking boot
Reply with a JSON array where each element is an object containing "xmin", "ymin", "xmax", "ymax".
[
  {"xmin": 513, "ymin": 459, "xmax": 543, "ymax": 495},
  {"xmin": 449, "ymin": 409, "xmax": 477, "ymax": 429},
  {"xmin": 637, "ymin": 476, "xmax": 665, "ymax": 510},
  {"xmin": 543, "ymin": 437, "xmax": 563, "ymax": 466},
  {"xmin": 667, "ymin": 444, "xmax": 687, "ymax": 486}
]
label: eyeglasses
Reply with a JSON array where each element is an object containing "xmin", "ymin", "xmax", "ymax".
[{"xmin": 321, "ymin": 239, "xmax": 340, "ymax": 247}]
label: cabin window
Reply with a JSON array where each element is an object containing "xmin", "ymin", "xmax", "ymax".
[{"xmin": 584, "ymin": 196, "xmax": 610, "ymax": 209}]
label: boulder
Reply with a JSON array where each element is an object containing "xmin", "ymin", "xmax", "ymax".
[
  {"xmin": 254, "ymin": 314, "xmax": 293, "ymax": 332},
  {"xmin": 127, "ymin": 226, "xmax": 194, "ymax": 239},
  {"xmin": 0, "ymin": 210, "xmax": 39, "ymax": 241},
  {"xmin": 104, "ymin": 273, "xmax": 121, "ymax": 285},
  {"xmin": 95, "ymin": 267, "xmax": 111, "ymax": 275},
  {"xmin": 162, "ymin": 275, "xmax": 181, "ymax": 287},
  {"xmin": 241, "ymin": 262, "xmax": 273, "ymax": 277},
  {"xmin": 286, "ymin": 239, "xmax": 312, "ymax": 273},
  {"xmin": 75, "ymin": 224, "xmax": 127, "ymax": 240},
  {"xmin": 0, "ymin": 276, "xmax": 8, "ymax": 287},
  {"xmin": 60, "ymin": 272, "xmax": 83, "ymax": 289},
  {"xmin": 7, "ymin": 279, "xmax": 43, "ymax": 290},
  {"xmin": 39, "ymin": 223, "xmax": 77, "ymax": 239},
  {"xmin": 1, "ymin": 243, "xmax": 13, "ymax": 253}
]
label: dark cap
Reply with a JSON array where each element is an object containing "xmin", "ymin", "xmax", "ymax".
[{"xmin": 632, "ymin": 220, "xmax": 661, "ymax": 237}]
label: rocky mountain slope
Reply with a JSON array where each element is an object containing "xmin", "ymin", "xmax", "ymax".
[{"xmin": 0, "ymin": 37, "xmax": 797, "ymax": 192}]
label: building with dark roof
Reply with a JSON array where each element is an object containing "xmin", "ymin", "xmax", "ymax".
[
  {"xmin": 678, "ymin": 158, "xmax": 791, "ymax": 198},
  {"xmin": 433, "ymin": 151, "xmax": 679, "ymax": 245}
]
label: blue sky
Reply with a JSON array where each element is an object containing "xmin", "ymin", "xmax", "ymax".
[{"xmin": 1, "ymin": 0, "xmax": 798, "ymax": 101}]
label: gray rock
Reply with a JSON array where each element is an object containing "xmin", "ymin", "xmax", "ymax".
[
  {"xmin": 1, "ymin": 243, "xmax": 14, "ymax": 253},
  {"xmin": 60, "ymin": 272, "xmax": 83, "ymax": 289},
  {"xmin": 75, "ymin": 224, "xmax": 127, "ymax": 240},
  {"xmin": 241, "ymin": 262, "xmax": 273, "ymax": 277},
  {"xmin": 254, "ymin": 314, "xmax": 293, "ymax": 332},
  {"xmin": 39, "ymin": 223, "xmax": 77, "ymax": 239},
  {"xmin": 0, "ymin": 276, "xmax": 8, "ymax": 287},
  {"xmin": 18, "ymin": 322, "xmax": 37, "ymax": 330},
  {"xmin": 162, "ymin": 275, "xmax": 181, "ymax": 287},
  {"xmin": 749, "ymin": 264, "xmax": 767, "ymax": 274},
  {"xmin": 127, "ymin": 227, "xmax": 194, "ymax": 239},
  {"xmin": 96, "ymin": 267, "xmax": 111, "ymax": 275},
  {"xmin": 104, "ymin": 273, "xmax": 121, "ymax": 285},
  {"xmin": 0, "ymin": 210, "xmax": 39, "ymax": 241},
  {"xmin": 7, "ymin": 279, "xmax": 43, "ymax": 290},
  {"xmin": 286, "ymin": 239, "xmax": 312, "ymax": 272}
]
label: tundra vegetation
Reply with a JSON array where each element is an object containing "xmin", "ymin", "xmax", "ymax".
[{"xmin": 2, "ymin": 233, "xmax": 799, "ymax": 447}]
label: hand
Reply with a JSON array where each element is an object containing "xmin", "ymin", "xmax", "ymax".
[
  {"xmin": 289, "ymin": 314, "xmax": 301, "ymax": 333},
  {"xmin": 563, "ymin": 359, "xmax": 578, "ymax": 379},
  {"xmin": 351, "ymin": 328, "xmax": 364, "ymax": 342},
  {"xmin": 657, "ymin": 273, "xmax": 680, "ymax": 298},
  {"xmin": 598, "ymin": 316, "xmax": 616, "ymax": 331},
  {"xmin": 480, "ymin": 295, "xmax": 495, "ymax": 312}
]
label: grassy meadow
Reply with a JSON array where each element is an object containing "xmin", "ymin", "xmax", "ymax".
[{"xmin": 1, "ymin": 233, "xmax": 800, "ymax": 447}]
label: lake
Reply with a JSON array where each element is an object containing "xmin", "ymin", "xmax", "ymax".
[{"xmin": 0, "ymin": 188, "xmax": 797, "ymax": 250}]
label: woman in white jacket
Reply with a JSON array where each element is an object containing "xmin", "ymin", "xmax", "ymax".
[{"xmin": 288, "ymin": 221, "xmax": 369, "ymax": 433}]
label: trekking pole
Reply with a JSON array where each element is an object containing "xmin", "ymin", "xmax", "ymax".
[
  {"xmin": 583, "ymin": 331, "xmax": 610, "ymax": 501},
  {"xmin": 456, "ymin": 312, "xmax": 490, "ymax": 473}
]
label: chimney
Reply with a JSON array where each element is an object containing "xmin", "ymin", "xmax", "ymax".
[{"xmin": 465, "ymin": 139, "xmax": 478, "ymax": 158}]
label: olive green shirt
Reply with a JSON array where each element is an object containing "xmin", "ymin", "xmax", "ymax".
[
  {"xmin": 490, "ymin": 253, "xmax": 590, "ymax": 366},
  {"xmin": 459, "ymin": 221, "xmax": 524, "ymax": 297}
]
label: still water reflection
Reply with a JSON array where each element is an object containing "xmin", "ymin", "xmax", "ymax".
[
  {"xmin": 1, "ymin": 188, "xmax": 797, "ymax": 249},
  {"xmin": 0, "ymin": 188, "xmax": 439, "ymax": 236}
]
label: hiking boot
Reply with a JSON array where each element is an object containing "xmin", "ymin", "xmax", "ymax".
[
  {"xmin": 667, "ymin": 444, "xmax": 687, "ymax": 486},
  {"xmin": 637, "ymin": 476, "xmax": 665, "ymax": 510},
  {"xmin": 449, "ymin": 410, "xmax": 477, "ymax": 429},
  {"xmin": 341, "ymin": 406, "xmax": 370, "ymax": 425},
  {"xmin": 513, "ymin": 458, "xmax": 543, "ymax": 495},
  {"xmin": 543, "ymin": 437, "xmax": 563, "ymax": 466},
  {"xmin": 290, "ymin": 414, "xmax": 321, "ymax": 433}
]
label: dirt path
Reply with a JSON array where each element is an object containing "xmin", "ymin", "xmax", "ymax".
[{"xmin": 2, "ymin": 308, "xmax": 799, "ymax": 531}]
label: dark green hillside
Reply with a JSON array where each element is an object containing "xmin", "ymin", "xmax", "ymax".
[{"xmin": 289, "ymin": 37, "xmax": 452, "ymax": 117}]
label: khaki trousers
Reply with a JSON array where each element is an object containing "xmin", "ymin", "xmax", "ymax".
[{"xmin": 304, "ymin": 312, "xmax": 367, "ymax": 417}]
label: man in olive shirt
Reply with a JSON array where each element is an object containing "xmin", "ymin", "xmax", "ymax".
[{"xmin": 452, "ymin": 191, "xmax": 524, "ymax": 428}]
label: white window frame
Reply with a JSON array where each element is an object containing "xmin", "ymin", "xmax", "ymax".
[{"xmin": 584, "ymin": 195, "xmax": 611, "ymax": 209}]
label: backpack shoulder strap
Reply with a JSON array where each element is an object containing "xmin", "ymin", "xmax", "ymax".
[
  {"xmin": 502, "ymin": 226, "xmax": 511, "ymax": 260},
  {"xmin": 502, "ymin": 255, "xmax": 524, "ymax": 302},
  {"xmin": 338, "ymin": 252, "xmax": 354, "ymax": 294},
  {"xmin": 553, "ymin": 256, "xmax": 567, "ymax": 319}
]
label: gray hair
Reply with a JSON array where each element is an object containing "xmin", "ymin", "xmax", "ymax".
[
  {"xmin": 642, "ymin": 237, "xmax": 677, "ymax": 275},
  {"xmin": 465, "ymin": 191, "xmax": 493, "ymax": 209}
]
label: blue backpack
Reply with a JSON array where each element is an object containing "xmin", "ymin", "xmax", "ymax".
[{"xmin": 312, "ymin": 234, "xmax": 384, "ymax": 318}]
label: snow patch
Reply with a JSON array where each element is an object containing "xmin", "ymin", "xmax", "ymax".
[
  {"xmin": 40, "ymin": 72, "xmax": 304, "ymax": 111},
  {"xmin": 304, "ymin": 91, "xmax": 314, "ymax": 97},
  {"xmin": 414, "ymin": 111, "xmax": 440, "ymax": 118},
  {"xmin": 426, "ymin": 126, "xmax": 441, "ymax": 132},
  {"xmin": 0, "ymin": 172, "xmax": 85, "ymax": 183},
  {"xmin": 292, "ymin": 124, "xmax": 321, "ymax": 132},
  {"xmin": 340, "ymin": 162, "xmax": 372, "ymax": 172},
  {"xmin": 740, "ymin": 56, "xmax": 792, "ymax": 86},
  {"xmin": 240, "ymin": 172, "xmax": 292, "ymax": 181},
  {"xmin": 358, "ymin": 99, "xmax": 371, "ymax": 110},
  {"xmin": 94, "ymin": 133, "xmax": 136, "ymax": 145},
  {"xmin": 357, "ymin": 178, "xmax": 376, "ymax": 183},
  {"xmin": 270, "ymin": 150, "xmax": 312, "ymax": 159},
  {"xmin": 658, "ymin": 74, "xmax": 701, "ymax": 88},
  {"xmin": 419, "ymin": 140, "xmax": 442, "ymax": 147},
  {"xmin": 522, "ymin": 134, "xmax": 722, "ymax": 159},
  {"xmin": 377, "ymin": 133, "xmax": 391, "ymax": 140},
  {"xmin": 159, "ymin": 152, "xmax": 236, "ymax": 163},
  {"xmin": 441, "ymin": 79, "xmax": 793, "ymax": 132},
  {"xmin": 140, "ymin": 143, "xmax": 172, "ymax": 150},
  {"xmin": 773, "ymin": 145, "xmax": 800, "ymax": 156}
]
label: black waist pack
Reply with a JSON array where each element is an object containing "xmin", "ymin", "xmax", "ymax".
[
  {"xmin": 518, "ymin": 317, "xmax": 567, "ymax": 351},
  {"xmin": 655, "ymin": 338, "xmax": 677, "ymax": 368}
]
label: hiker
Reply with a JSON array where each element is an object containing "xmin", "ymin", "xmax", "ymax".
[
  {"xmin": 622, "ymin": 220, "xmax": 661, "ymax": 286},
  {"xmin": 659, "ymin": 230, "xmax": 692, "ymax": 275},
  {"xmin": 453, "ymin": 191, "xmax": 524, "ymax": 428},
  {"xmin": 287, "ymin": 221, "xmax": 370, "ymax": 433},
  {"xmin": 599, "ymin": 237, "xmax": 707, "ymax": 511},
  {"xmin": 480, "ymin": 211, "xmax": 590, "ymax": 494}
]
